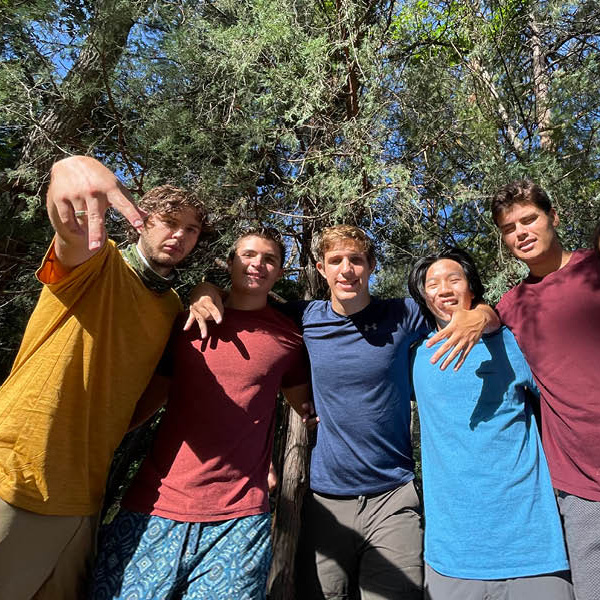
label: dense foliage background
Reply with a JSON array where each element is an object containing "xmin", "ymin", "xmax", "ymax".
[
  {"xmin": 2, "ymin": 2, "xmax": 599, "ymax": 595},
  {"xmin": 2, "ymin": 0, "xmax": 600, "ymax": 378}
]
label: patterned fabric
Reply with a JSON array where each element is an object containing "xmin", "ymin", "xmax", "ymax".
[
  {"xmin": 89, "ymin": 509, "xmax": 272, "ymax": 600},
  {"xmin": 121, "ymin": 243, "xmax": 175, "ymax": 294}
]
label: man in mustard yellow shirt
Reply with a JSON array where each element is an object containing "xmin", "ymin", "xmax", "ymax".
[{"xmin": 0, "ymin": 156, "xmax": 207, "ymax": 600}]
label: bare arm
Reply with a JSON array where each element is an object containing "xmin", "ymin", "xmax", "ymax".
[
  {"xmin": 267, "ymin": 462, "xmax": 278, "ymax": 494},
  {"xmin": 426, "ymin": 304, "xmax": 501, "ymax": 371},
  {"xmin": 184, "ymin": 281, "xmax": 227, "ymax": 337},
  {"xmin": 46, "ymin": 156, "xmax": 145, "ymax": 268},
  {"xmin": 128, "ymin": 374, "xmax": 171, "ymax": 430},
  {"xmin": 281, "ymin": 383, "xmax": 319, "ymax": 429}
]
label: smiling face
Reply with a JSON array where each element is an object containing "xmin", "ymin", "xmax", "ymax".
[
  {"xmin": 423, "ymin": 259, "xmax": 474, "ymax": 329},
  {"xmin": 316, "ymin": 239, "xmax": 375, "ymax": 315},
  {"xmin": 137, "ymin": 207, "xmax": 202, "ymax": 276},
  {"xmin": 496, "ymin": 202, "xmax": 560, "ymax": 268},
  {"xmin": 227, "ymin": 235, "xmax": 283, "ymax": 301}
]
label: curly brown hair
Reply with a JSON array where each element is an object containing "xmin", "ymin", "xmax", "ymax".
[{"xmin": 127, "ymin": 185, "xmax": 209, "ymax": 242}]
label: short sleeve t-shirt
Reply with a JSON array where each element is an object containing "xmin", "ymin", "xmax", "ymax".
[
  {"xmin": 413, "ymin": 327, "xmax": 568, "ymax": 579},
  {"xmin": 123, "ymin": 306, "xmax": 308, "ymax": 522},
  {"xmin": 496, "ymin": 249, "xmax": 600, "ymax": 501},
  {"xmin": 0, "ymin": 240, "xmax": 181, "ymax": 515},
  {"xmin": 281, "ymin": 297, "xmax": 428, "ymax": 496}
]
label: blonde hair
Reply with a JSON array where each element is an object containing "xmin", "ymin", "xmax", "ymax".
[{"xmin": 314, "ymin": 225, "xmax": 376, "ymax": 266}]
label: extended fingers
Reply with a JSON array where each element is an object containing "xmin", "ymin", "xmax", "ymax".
[
  {"xmin": 451, "ymin": 340, "xmax": 475, "ymax": 371},
  {"xmin": 84, "ymin": 195, "xmax": 107, "ymax": 250},
  {"xmin": 426, "ymin": 328, "xmax": 447, "ymax": 349},
  {"xmin": 106, "ymin": 184, "xmax": 145, "ymax": 230},
  {"xmin": 51, "ymin": 196, "xmax": 87, "ymax": 236},
  {"xmin": 183, "ymin": 311, "xmax": 197, "ymax": 332},
  {"xmin": 80, "ymin": 185, "xmax": 143, "ymax": 251},
  {"xmin": 187, "ymin": 302, "xmax": 222, "ymax": 339}
]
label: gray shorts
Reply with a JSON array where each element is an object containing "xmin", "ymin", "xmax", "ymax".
[
  {"xmin": 425, "ymin": 563, "xmax": 574, "ymax": 600},
  {"xmin": 557, "ymin": 490, "xmax": 600, "ymax": 600},
  {"xmin": 296, "ymin": 480, "xmax": 423, "ymax": 600}
]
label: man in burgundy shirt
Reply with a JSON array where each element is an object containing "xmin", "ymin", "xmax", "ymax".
[
  {"xmin": 492, "ymin": 180, "xmax": 600, "ymax": 600},
  {"xmin": 88, "ymin": 228, "xmax": 311, "ymax": 600}
]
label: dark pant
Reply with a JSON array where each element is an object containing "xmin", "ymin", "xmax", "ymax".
[
  {"xmin": 557, "ymin": 491, "xmax": 600, "ymax": 600},
  {"xmin": 296, "ymin": 481, "xmax": 423, "ymax": 600},
  {"xmin": 424, "ymin": 563, "xmax": 574, "ymax": 600}
]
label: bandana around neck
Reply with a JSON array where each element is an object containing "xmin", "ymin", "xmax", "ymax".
[{"xmin": 121, "ymin": 243, "xmax": 176, "ymax": 294}]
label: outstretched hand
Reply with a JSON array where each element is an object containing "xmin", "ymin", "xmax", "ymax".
[
  {"xmin": 47, "ymin": 156, "xmax": 145, "ymax": 255},
  {"xmin": 426, "ymin": 307, "xmax": 494, "ymax": 371}
]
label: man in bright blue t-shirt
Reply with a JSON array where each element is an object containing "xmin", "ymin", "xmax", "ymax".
[{"xmin": 408, "ymin": 248, "xmax": 573, "ymax": 600}]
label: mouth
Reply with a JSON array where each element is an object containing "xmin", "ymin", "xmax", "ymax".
[
  {"xmin": 436, "ymin": 298, "xmax": 462, "ymax": 312},
  {"xmin": 517, "ymin": 238, "xmax": 536, "ymax": 252},
  {"xmin": 162, "ymin": 244, "xmax": 182, "ymax": 255},
  {"xmin": 336, "ymin": 280, "xmax": 358, "ymax": 291},
  {"xmin": 439, "ymin": 298, "xmax": 458, "ymax": 307}
]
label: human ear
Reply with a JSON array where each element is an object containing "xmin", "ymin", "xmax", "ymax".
[
  {"xmin": 316, "ymin": 261, "xmax": 326, "ymax": 279},
  {"xmin": 369, "ymin": 259, "xmax": 376, "ymax": 274}
]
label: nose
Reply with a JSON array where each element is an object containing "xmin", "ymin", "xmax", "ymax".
[
  {"xmin": 514, "ymin": 222, "xmax": 528, "ymax": 238},
  {"xmin": 172, "ymin": 227, "xmax": 185, "ymax": 239},
  {"xmin": 249, "ymin": 255, "xmax": 265, "ymax": 268},
  {"xmin": 340, "ymin": 257, "xmax": 354, "ymax": 273},
  {"xmin": 439, "ymin": 280, "xmax": 452, "ymax": 295}
]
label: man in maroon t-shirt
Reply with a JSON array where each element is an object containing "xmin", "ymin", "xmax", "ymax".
[
  {"xmin": 492, "ymin": 180, "xmax": 600, "ymax": 600},
  {"xmin": 88, "ymin": 228, "xmax": 312, "ymax": 600}
]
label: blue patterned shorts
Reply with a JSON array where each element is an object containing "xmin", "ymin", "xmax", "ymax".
[{"xmin": 89, "ymin": 509, "xmax": 272, "ymax": 599}]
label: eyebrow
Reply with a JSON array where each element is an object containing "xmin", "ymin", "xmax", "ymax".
[
  {"xmin": 425, "ymin": 271, "xmax": 464, "ymax": 281},
  {"xmin": 239, "ymin": 248, "xmax": 279, "ymax": 259},
  {"xmin": 327, "ymin": 252, "xmax": 365, "ymax": 259}
]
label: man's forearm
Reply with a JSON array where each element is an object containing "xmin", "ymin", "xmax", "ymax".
[{"xmin": 473, "ymin": 303, "xmax": 501, "ymax": 333}]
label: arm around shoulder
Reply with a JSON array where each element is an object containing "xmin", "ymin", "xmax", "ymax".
[
  {"xmin": 427, "ymin": 303, "xmax": 500, "ymax": 371},
  {"xmin": 184, "ymin": 281, "xmax": 227, "ymax": 337}
]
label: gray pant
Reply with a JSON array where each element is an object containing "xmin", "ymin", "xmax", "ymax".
[
  {"xmin": 296, "ymin": 480, "xmax": 423, "ymax": 600},
  {"xmin": 557, "ymin": 491, "xmax": 600, "ymax": 600},
  {"xmin": 424, "ymin": 563, "xmax": 574, "ymax": 600}
]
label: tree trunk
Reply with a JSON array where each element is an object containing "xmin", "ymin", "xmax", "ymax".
[
  {"xmin": 267, "ymin": 406, "xmax": 312, "ymax": 599},
  {"xmin": 529, "ymin": 10, "xmax": 554, "ymax": 153},
  {"xmin": 18, "ymin": 0, "xmax": 150, "ymax": 183}
]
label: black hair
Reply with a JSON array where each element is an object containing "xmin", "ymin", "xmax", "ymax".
[{"xmin": 408, "ymin": 247, "xmax": 485, "ymax": 328}]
